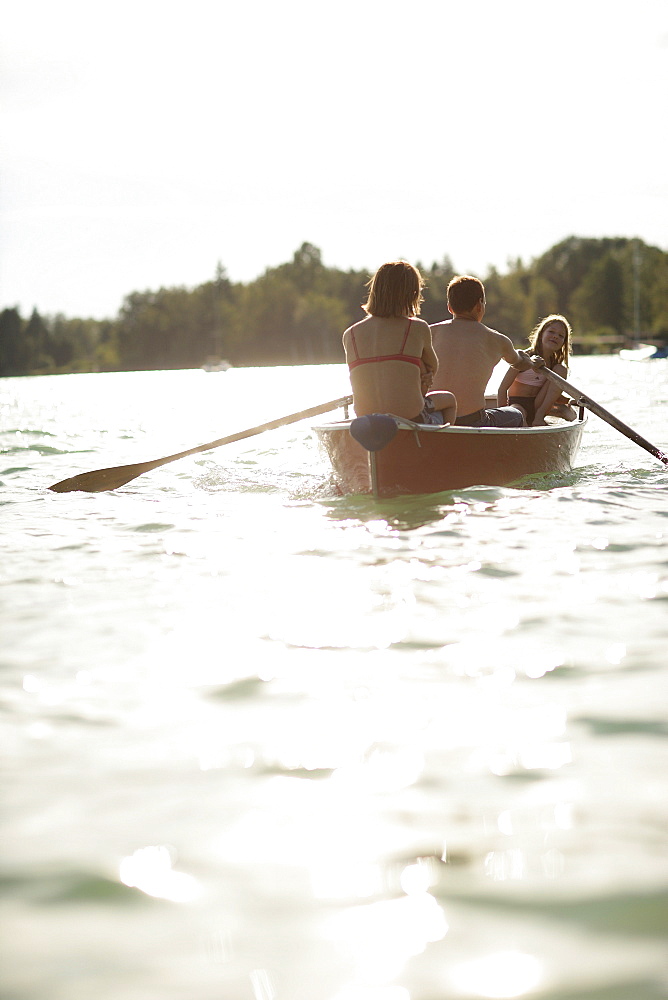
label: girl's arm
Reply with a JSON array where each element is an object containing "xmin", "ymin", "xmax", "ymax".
[
  {"xmin": 532, "ymin": 363, "xmax": 568, "ymax": 425},
  {"xmin": 421, "ymin": 325, "xmax": 439, "ymax": 377},
  {"xmin": 341, "ymin": 328, "xmax": 352, "ymax": 364},
  {"xmin": 496, "ymin": 365, "xmax": 517, "ymax": 407}
]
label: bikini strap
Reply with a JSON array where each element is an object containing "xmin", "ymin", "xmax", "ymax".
[
  {"xmin": 349, "ymin": 325, "xmax": 360, "ymax": 360},
  {"xmin": 350, "ymin": 318, "xmax": 413, "ymax": 362},
  {"xmin": 399, "ymin": 318, "xmax": 412, "ymax": 354}
]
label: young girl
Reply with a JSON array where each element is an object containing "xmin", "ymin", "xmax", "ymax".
[
  {"xmin": 497, "ymin": 314, "xmax": 576, "ymax": 426},
  {"xmin": 342, "ymin": 261, "xmax": 457, "ymax": 424}
]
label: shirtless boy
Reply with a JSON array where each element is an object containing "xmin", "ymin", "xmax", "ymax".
[{"xmin": 430, "ymin": 275, "xmax": 536, "ymax": 427}]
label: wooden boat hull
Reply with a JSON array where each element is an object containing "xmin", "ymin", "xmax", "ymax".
[{"xmin": 313, "ymin": 417, "xmax": 586, "ymax": 497}]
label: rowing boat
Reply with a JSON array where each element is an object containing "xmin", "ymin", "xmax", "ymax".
[
  {"xmin": 313, "ymin": 412, "xmax": 586, "ymax": 497},
  {"xmin": 46, "ymin": 367, "xmax": 664, "ymax": 495}
]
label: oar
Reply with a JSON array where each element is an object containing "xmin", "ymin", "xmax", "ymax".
[
  {"xmin": 541, "ymin": 368, "xmax": 667, "ymax": 466},
  {"xmin": 48, "ymin": 394, "xmax": 353, "ymax": 493}
]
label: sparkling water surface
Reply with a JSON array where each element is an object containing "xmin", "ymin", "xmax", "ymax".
[{"xmin": 2, "ymin": 357, "xmax": 667, "ymax": 1000}]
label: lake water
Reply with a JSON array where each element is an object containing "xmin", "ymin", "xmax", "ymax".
[{"xmin": 2, "ymin": 356, "xmax": 667, "ymax": 1000}]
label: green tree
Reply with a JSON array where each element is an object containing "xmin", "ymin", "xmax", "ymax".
[
  {"xmin": 116, "ymin": 287, "xmax": 207, "ymax": 370},
  {"xmin": 420, "ymin": 256, "xmax": 456, "ymax": 324},
  {"xmin": 291, "ymin": 292, "xmax": 350, "ymax": 362},
  {"xmin": 49, "ymin": 316, "xmax": 101, "ymax": 372},
  {"xmin": 0, "ymin": 308, "xmax": 28, "ymax": 375},
  {"xmin": 524, "ymin": 276, "xmax": 559, "ymax": 332},
  {"xmin": 534, "ymin": 237, "xmax": 608, "ymax": 314},
  {"xmin": 93, "ymin": 320, "xmax": 120, "ymax": 372},
  {"xmin": 624, "ymin": 241, "xmax": 668, "ymax": 339},
  {"xmin": 482, "ymin": 265, "xmax": 529, "ymax": 341},
  {"xmin": 571, "ymin": 253, "xmax": 625, "ymax": 333},
  {"xmin": 277, "ymin": 242, "xmax": 325, "ymax": 294},
  {"xmin": 191, "ymin": 264, "xmax": 244, "ymax": 363},
  {"xmin": 24, "ymin": 309, "xmax": 54, "ymax": 372},
  {"xmin": 646, "ymin": 255, "xmax": 668, "ymax": 338},
  {"xmin": 5, "ymin": 237, "xmax": 666, "ymax": 373},
  {"xmin": 240, "ymin": 270, "xmax": 301, "ymax": 364}
]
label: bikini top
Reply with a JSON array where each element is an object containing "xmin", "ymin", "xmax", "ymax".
[
  {"xmin": 513, "ymin": 365, "xmax": 551, "ymax": 387},
  {"xmin": 348, "ymin": 318, "xmax": 422, "ymax": 370}
]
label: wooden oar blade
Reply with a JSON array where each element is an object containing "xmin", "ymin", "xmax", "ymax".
[{"xmin": 49, "ymin": 461, "xmax": 164, "ymax": 493}]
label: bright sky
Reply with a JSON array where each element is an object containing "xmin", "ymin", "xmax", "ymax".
[{"xmin": 2, "ymin": 0, "xmax": 667, "ymax": 320}]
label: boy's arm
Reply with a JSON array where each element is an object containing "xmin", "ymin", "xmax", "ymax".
[
  {"xmin": 498, "ymin": 333, "xmax": 532, "ymax": 371},
  {"xmin": 421, "ymin": 325, "xmax": 439, "ymax": 376}
]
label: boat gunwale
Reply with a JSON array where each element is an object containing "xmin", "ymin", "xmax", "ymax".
[{"xmin": 312, "ymin": 416, "xmax": 587, "ymax": 437}]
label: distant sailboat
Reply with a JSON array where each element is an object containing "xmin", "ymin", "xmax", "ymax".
[
  {"xmin": 201, "ymin": 357, "xmax": 232, "ymax": 372},
  {"xmin": 619, "ymin": 244, "xmax": 667, "ymax": 359},
  {"xmin": 619, "ymin": 344, "xmax": 667, "ymax": 361}
]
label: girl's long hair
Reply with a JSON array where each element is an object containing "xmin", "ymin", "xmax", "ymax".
[{"xmin": 363, "ymin": 261, "xmax": 425, "ymax": 317}]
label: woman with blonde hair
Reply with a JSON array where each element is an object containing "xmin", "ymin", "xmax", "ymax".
[
  {"xmin": 342, "ymin": 261, "xmax": 456, "ymax": 424},
  {"xmin": 497, "ymin": 314, "xmax": 576, "ymax": 425}
]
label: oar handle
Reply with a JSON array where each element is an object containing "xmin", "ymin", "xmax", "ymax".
[
  {"xmin": 541, "ymin": 367, "xmax": 667, "ymax": 466},
  {"xmin": 158, "ymin": 395, "xmax": 354, "ymax": 464}
]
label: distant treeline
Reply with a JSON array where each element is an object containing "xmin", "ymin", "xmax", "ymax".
[{"xmin": 2, "ymin": 236, "xmax": 667, "ymax": 377}]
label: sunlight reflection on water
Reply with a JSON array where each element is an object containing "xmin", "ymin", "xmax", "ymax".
[
  {"xmin": 119, "ymin": 845, "xmax": 202, "ymax": 902},
  {"xmin": 450, "ymin": 950, "xmax": 543, "ymax": 998},
  {"xmin": 327, "ymin": 891, "xmax": 448, "ymax": 984},
  {"xmin": 2, "ymin": 359, "xmax": 668, "ymax": 1000}
]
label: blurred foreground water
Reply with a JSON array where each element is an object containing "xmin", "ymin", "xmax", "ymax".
[{"xmin": 1, "ymin": 357, "xmax": 667, "ymax": 1000}]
